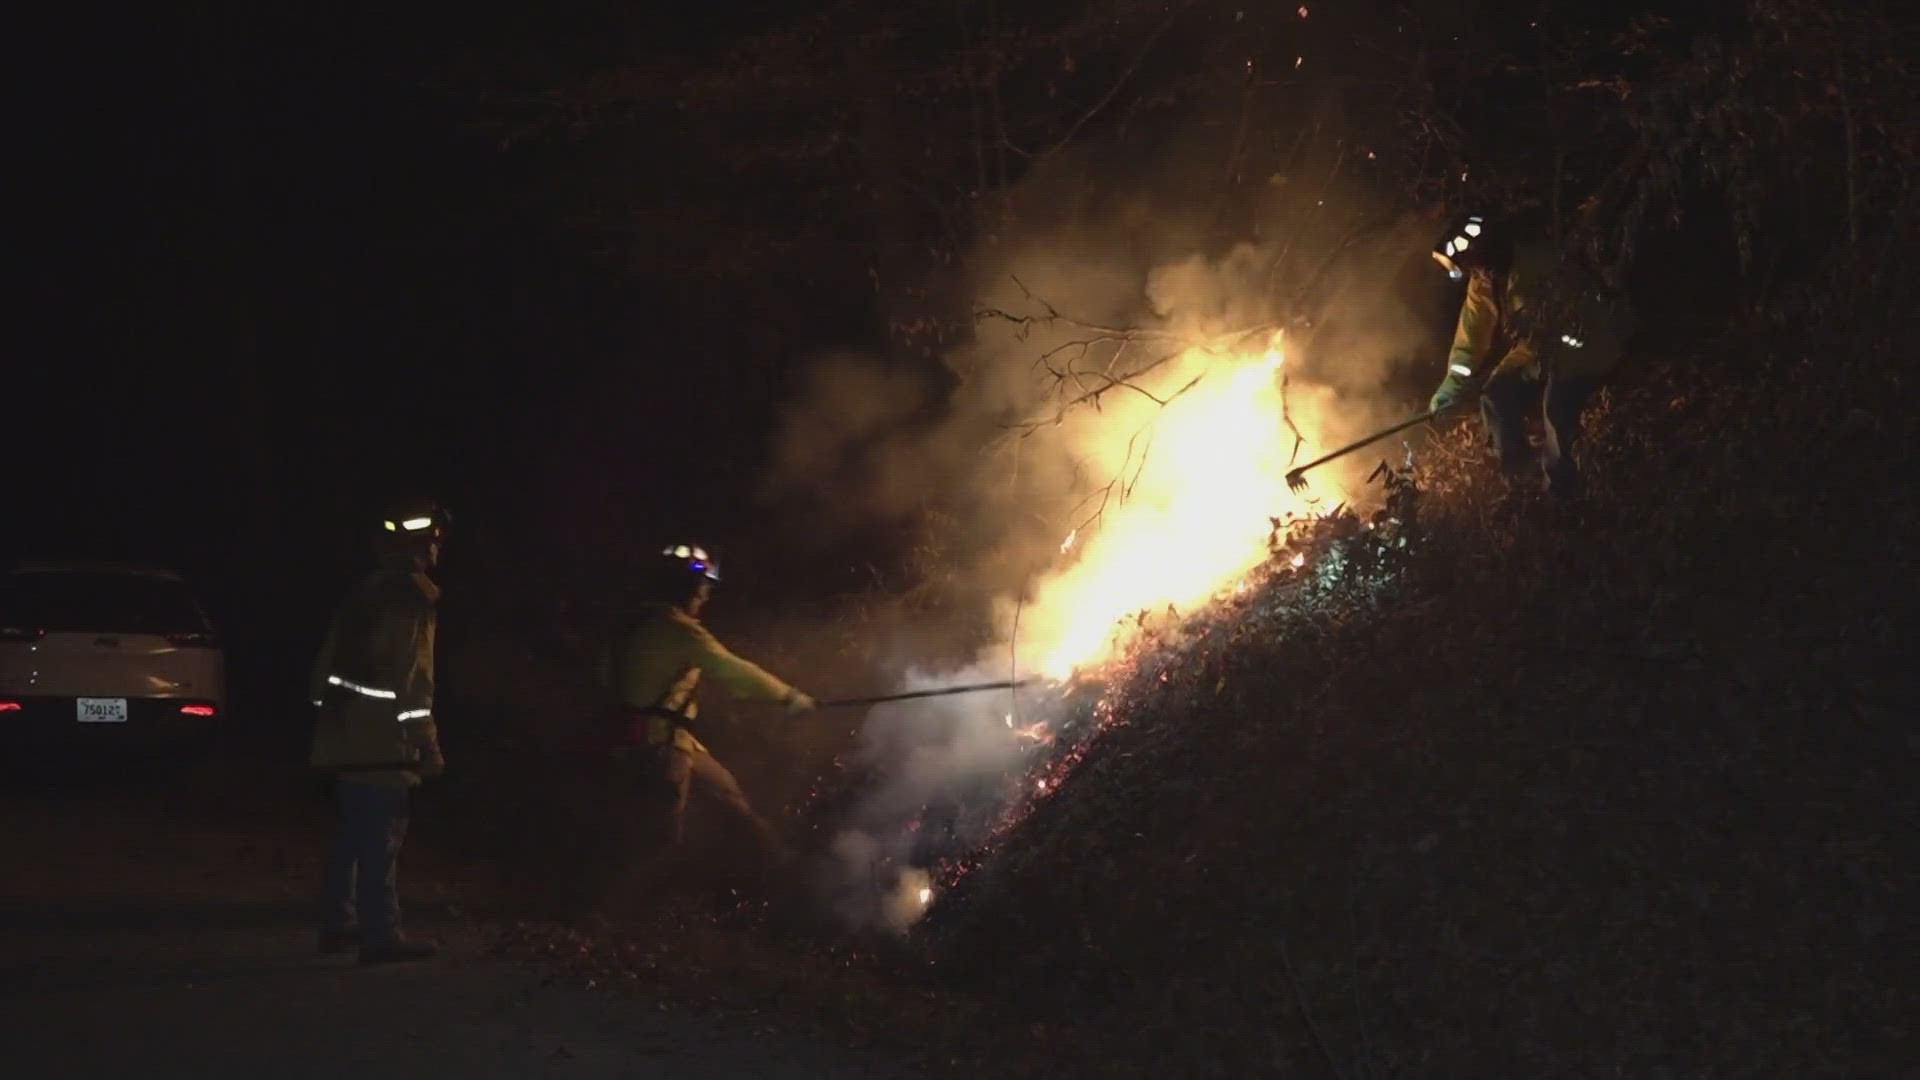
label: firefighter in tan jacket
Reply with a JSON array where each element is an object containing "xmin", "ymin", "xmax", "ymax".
[
  {"xmin": 1426, "ymin": 211, "xmax": 1635, "ymax": 500},
  {"xmin": 309, "ymin": 501, "xmax": 448, "ymax": 963},
  {"xmin": 598, "ymin": 543, "xmax": 815, "ymax": 865}
]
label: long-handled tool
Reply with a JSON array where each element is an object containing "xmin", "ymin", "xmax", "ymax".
[
  {"xmin": 819, "ymin": 678, "xmax": 1042, "ymax": 710},
  {"xmin": 1285, "ymin": 409, "xmax": 1440, "ymax": 492}
]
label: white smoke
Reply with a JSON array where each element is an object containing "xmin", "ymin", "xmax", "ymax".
[{"xmin": 774, "ymin": 190, "xmax": 1443, "ymax": 930}]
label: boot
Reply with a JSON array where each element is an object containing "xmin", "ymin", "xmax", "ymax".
[{"xmin": 359, "ymin": 937, "xmax": 440, "ymax": 964}]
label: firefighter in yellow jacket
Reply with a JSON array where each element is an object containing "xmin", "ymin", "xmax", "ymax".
[
  {"xmin": 1426, "ymin": 212, "xmax": 1635, "ymax": 500},
  {"xmin": 598, "ymin": 543, "xmax": 816, "ymax": 866},
  {"xmin": 309, "ymin": 501, "xmax": 447, "ymax": 962}
]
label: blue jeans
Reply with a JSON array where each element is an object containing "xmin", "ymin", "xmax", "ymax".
[
  {"xmin": 321, "ymin": 779, "xmax": 410, "ymax": 943},
  {"xmin": 1480, "ymin": 369, "xmax": 1598, "ymax": 497}
]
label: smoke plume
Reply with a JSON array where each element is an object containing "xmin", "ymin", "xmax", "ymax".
[{"xmin": 764, "ymin": 171, "xmax": 1447, "ymax": 928}]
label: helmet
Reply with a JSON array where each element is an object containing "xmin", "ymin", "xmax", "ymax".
[
  {"xmin": 1432, "ymin": 211, "xmax": 1514, "ymax": 281},
  {"xmin": 378, "ymin": 502, "xmax": 450, "ymax": 568},
  {"xmin": 657, "ymin": 542, "xmax": 721, "ymax": 583},
  {"xmin": 646, "ymin": 542, "xmax": 720, "ymax": 605},
  {"xmin": 380, "ymin": 500, "xmax": 450, "ymax": 541}
]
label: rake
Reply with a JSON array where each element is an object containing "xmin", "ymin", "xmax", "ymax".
[{"xmin": 1285, "ymin": 409, "xmax": 1443, "ymax": 493}]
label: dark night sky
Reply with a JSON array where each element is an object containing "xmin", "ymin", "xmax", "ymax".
[
  {"xmin": 14, "ymin": 8, "xmax": 788, "ymax": 607},
  {"xmin": 13, "ymin": 9, "xmax": 628, "ymax": 698},
  {"xmin": 13, "ymin": 3, "xmax": 877, "ymax": 724}
]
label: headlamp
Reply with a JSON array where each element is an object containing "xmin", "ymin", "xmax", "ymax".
[
  {"xmin": 661, "ymin": 544, "xmax": 722, "ymax": 582},
  {"xmin": 1433, "ymin": 214, "xmax": 1485, "ymax": 281}
]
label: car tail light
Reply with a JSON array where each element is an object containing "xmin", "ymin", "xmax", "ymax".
[
  {"xmin": 166, "ymin": 631, "xmax": 220, "ymax": 649},
  {"xmin": 1, "ymin": 627, "xmax": 45, "ymax": 643},
  {"xmin": 0, "ymin": 701, "xmax": 21, "ymax": 713},
  {"xmin": 179, "ymin": 704, "xmax": 216, "ymax": 717}
]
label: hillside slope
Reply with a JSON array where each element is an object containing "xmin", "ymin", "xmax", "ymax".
[{"xmin": 925, "ymin": 342, "xmax": 1915, "ymax": 1077}]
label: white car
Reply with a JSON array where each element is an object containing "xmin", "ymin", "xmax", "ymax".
[{"xmin": 0, "ymin": 565, "xmax": 228, "ymax": 745}]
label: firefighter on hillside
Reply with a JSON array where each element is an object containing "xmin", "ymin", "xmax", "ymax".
[
  {"xmin": 597, "ymin": 543, "xmax": 816, "ymax": 869},
  {"xmin": 309, "ymin": 500, "xmax": 448, "ymax": 963},
  {"xmin": 1426, "ymin": 211, "xmax": 1635, "ymax": 501}
]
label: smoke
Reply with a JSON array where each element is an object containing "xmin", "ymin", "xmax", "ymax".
[{"xmin": 765, "ymin": 171, "xmax": 1447, "ymax": 929}]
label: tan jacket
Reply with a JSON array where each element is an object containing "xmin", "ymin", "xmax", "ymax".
[
  {"xmin": 309, "ymin": 570, "xmax": 443, "ymax": 786},
  {"xmin": 598, "ymin": 603, "xmax": 796, "ymax": 753},
  {"xmin": 1448, "ymin": 239, "xmax": 1632, "ymax": 382}
]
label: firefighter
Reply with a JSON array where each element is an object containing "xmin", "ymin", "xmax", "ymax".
[
  {"xmin": 597, "ymin": 543, "xmax": 816, "ymax": 872},
  {"xmin": 1426, "ymin": 211, "xmax": 1634, "ymax": 501},
  {"xmin": 309, "ymin": 500, "xmax": 448, "ymax": 963}
]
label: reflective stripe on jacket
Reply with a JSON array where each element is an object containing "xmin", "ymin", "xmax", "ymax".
[{"xmin": 309, "ymin": 570, "xmax": 442, "ymax": 784}]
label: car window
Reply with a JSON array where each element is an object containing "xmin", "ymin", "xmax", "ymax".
[{"xmin": 0, "ymin": 573, "xmax": 210, "ymax": 635}]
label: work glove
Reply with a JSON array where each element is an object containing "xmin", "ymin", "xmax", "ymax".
[
  {"xmin": 1428, "ymin": 372, "xmax": 1472, "ymax": 415},
  {"xmin": 785, "ymin": 690, "xmax": 817, "ymax": 716}
]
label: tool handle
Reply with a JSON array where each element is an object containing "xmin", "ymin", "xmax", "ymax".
[
  {"xmin": 1286, "ymin": 410, "xmax": 1439, "ymax": 480},
  {"xmin": 818, "ymin": 677, "xmax": 1040, "ymax": 710}
]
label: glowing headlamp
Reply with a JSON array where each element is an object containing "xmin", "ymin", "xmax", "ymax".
[
  {"xmin": 384, "ymin": 515, "xmax": 439, "ymax": 534},
  {"xmin": 1433, "ymin": 215, "xmax": 1484, "ymax": 281},
  {"xmin": 662, "ymin": 544, "xmax": 722, "ymax": 581}
]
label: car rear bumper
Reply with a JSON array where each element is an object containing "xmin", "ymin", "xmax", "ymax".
[{"xmin": 0, "ymin": 695, "xmax": 225, "ymax": 756}]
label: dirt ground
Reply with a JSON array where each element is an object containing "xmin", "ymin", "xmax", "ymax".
[{"xmin": 0, "ymin": 761, "xmax": 929, "ymax": 1079}]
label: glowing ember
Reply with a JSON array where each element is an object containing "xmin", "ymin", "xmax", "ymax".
[
  {"xmin": 1021, "ymin": 332, "xmax": 1319, "ymax": 682},
  {"xmin": 918, "ymin": 887, "xmax": 932, "ymax": 905},
  {"xmin": 1012, "ymin": 720, "xmax": 1052, "ymax": 742}
]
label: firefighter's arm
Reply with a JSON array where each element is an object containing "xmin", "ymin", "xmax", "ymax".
[
  {"xmin": 685, "ymin": 622, "xmax": 808, "ymax": 709},
  {"xmin": 1492, "ymin": 337, "xmax": 1539, "ymax": 378},
  {"xmin": 1447, "ymin": 274, "xmax": 1499, "ymax": 380},
  {"xmin": 391, "ymin": 591, "xmax": 443, "ymax": 775},
  {"xmin": 1489, "ymin": 266, "xmax": 1542, "ymax": 378}
]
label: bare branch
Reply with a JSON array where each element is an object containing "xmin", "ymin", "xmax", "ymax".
[
  {"xmin": 1037, "ymin": 0, "xmax": 1202, "ymax": 162},
  {"xmin": 1278, "ymin": 368, "xmax": 1309, "ymax": 466},
  {"xmin": 1064, "ymin": 426, "xmax": 1149, "ymax": 536}
]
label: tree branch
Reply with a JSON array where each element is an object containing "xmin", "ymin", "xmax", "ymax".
[{"xmin": 1037, "ymin": 0, "xmax": 1201, "ymax": 162}]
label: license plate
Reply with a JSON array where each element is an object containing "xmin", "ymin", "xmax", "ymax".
[{"xmin": 77, "ymin": 698, "xmax": 129, "ymax": 723}]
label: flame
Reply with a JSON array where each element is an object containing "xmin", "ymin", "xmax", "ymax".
[
  {"xmin": 1060, "ymin": 529, "xmax": 1077, "ymax": 553},
  {"xmin": 1012, "ymin": 720, "xmax": 1052, "ymax": 742},
  {"xmin": 1021, "ymin": 332, "xmax": 1314, "ymax": 680},
  {"xmin": 918, "ymin": 887, "xmax": 932, "ymax": 905}
]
